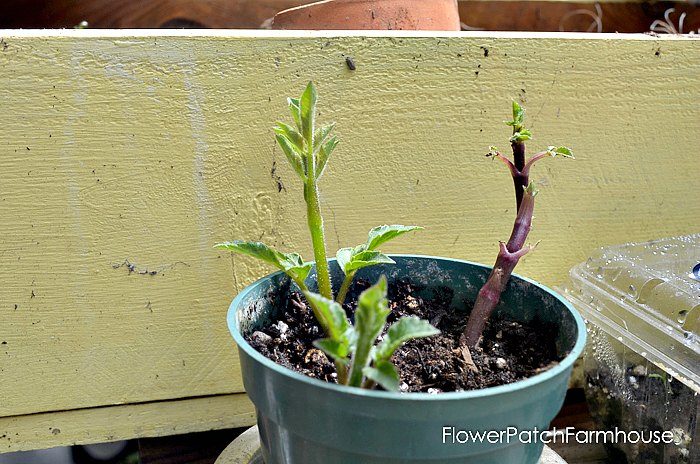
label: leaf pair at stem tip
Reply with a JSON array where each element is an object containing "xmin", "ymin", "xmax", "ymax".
[
  {"xmin": 336, "ymin": 225, "xmax": 423, "ymax": 276},
  {"xmin": 274, "ymin": 82, "xmax": 338, "ymax": 182}
]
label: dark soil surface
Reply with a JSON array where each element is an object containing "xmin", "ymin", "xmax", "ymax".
[{"xmin": 246, "ymin": 279, "xmax": 562, "ymax": 393}]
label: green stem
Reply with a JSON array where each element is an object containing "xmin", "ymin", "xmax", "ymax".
[
  {"xmin": 348, "ymin": 355, "xmax": 368, "ymax": 387},
  {"xmin": 304, "ymin": 180, "xmax": 333, "ymax": 300},
  {"xmin": 337, "ymin": 363, "xmax": 348, "ymax": 385},
  {"xmin": 348, "ymin": 335, "xmax": 373, "ymax": 387},
  {"xmin": 301, "ymin": 171, "xmax": 344, "ymax": 380},
  {"xmin": 336, "ymin": 270, "xmax": 356, "ymax": 305}
]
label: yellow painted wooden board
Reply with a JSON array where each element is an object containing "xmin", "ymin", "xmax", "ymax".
[
  {"xmin": 0, "ymin": 30, "xmax": 698, "ymax": 451},
  {"xmin": 0, "ymin": 394, "xmax": 255, "ymax": 453}
]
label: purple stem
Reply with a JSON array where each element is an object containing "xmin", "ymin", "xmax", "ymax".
[
  {"xmin": 461, "ymin": 189, "xmax": 535, "ymax": 348},
  {"xmin": 461, "ymin": 144, "xmax": 552, "ymax": 349},
  {"xmin": 511, "ymin": 140, "xmax": 527, "ymax": 210}
]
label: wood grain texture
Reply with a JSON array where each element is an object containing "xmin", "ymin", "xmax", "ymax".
[
  {"xmin": 0, "ymin": 394, "xmax": 255, "ymax": 453},
  {"xmin": 0, "ymin": 30, "xmax": 698, "ymax": 450}
]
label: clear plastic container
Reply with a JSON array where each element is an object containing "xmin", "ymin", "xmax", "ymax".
[{"xmin": 561, "ymin": 234, "xmax": 699, "ymax": 463}]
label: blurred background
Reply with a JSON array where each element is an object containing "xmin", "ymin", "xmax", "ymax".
[
  {"xmin": 0, "ymin": 441, "xmax": 138, "ymax": 464},
  {"xmin": 0, "ymin": 0, "xmax": 698, "ymax": 33}
]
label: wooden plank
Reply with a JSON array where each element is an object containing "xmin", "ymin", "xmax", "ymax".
[
  {"xmin": 0, "ymin": 30, "xmax": 698, "ymax": 450},
  {"xmin": 0, "ymin": 394, "xmax": 255, "ymax": 454},
  {"xmin": 2, "ymin": 0, "xmax": 696, "ymax": 32}
]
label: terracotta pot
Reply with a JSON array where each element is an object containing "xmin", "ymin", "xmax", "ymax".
[{"xmin": 272, "ymin": 0, "xmax": 461, "ymax": 31}]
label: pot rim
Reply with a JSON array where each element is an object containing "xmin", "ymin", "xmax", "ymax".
[
  {"xmin": 227, "ymin": 254, "xmax": 586, "ymax": 401},
  {"xmin": 275, "ymin": 0, "xmax": 453, "ymax": 17},
  {"xmin": 274, "ymin": 0, "xmax": 336, "ymax": 17}
]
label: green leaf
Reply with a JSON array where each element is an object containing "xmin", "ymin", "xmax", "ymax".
[
  {"xmin": 344, "ymin": 251, "xmax": 395, "ymax": 273},
  {"xmin": 363, "ymin": 360, "xmax": 400, "ymax": 391},
  {"xmin": 546, "ymin": 146, "xmax": 574, "ymax": 159},
  {"xmin": 313, "ymin": 338, "xmax": 350, "ymax": 365},
  {"xmin": 287, "ymin": 97, "xmax": 302, "ymax": 131},
  {"xmin": 355, "ymin": 276, "xmax": 390, "ymax": 335},
  {"xmin": 336, "ymin": 247, "xmax": 395, "ymax": 275},
  {"xmin": 512, "ymin": 101, "xmax": 525, "ymax": 125},
  {"xmin": 505, "ymin": 101, "xmax": 525, "ymax": 129},
  {"xmin": 299, "ymin": 82, "xmax": 317, "ymax": 145},
  {"xmin": 335, "ymin": 247, "xmax": 355, "ymax": 275},
  {"xmin": 214, "ymin": 240, "xmax": 284, "ymax": 266},
  {"xmin": 315, "ymin": 136, "xmax": 338, "ymax": 179},
  {"xmin": 305, "ymin": 292, "xmax": 350, "ymax": 340},
  {"xmin": 336, "ymin": 225, "xmax": 420, "ymax": 276},
  {"xmin": 287, "ymin": 266, "xmax": 314, "ymax": 286},
  {"xmin": 348, "ymin": 276, "xmax": 390, "ymax": 386},
  {"xmin": 524, "ymin": 181, "xmax": 539, "ymax": 197},
  {"xmin": 214, "ymin": 241, "xmax": 312, "ymax": 283},
  {"xmin": 286, "ymin": 264, "xmax": 313, "ymax": 286},
  {"xmin": 275, "ymin": 134, "xmax": 306, "ymax": 180},
  {"xmin": 313, "ymin": 123, "xmax": 335, "ymax": 154},
  {"xmin": 510, "ymin": 129, "xmax": 532, "ymax": 143},
  {"xmin": 366, "ymin": 225, "xmax": 423, "ymax": 251},
  {"xmin": 376, "ymin": 316, "xmax": 440, "ymax": 361},
  {"xmin": 274, "ymin": 122, "xmax": 304, "ymax": 149}
]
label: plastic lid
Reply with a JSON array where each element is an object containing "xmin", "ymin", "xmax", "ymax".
[{"xmin": 562, "ymin": 234, "xmax": 700, "ymax": 392}]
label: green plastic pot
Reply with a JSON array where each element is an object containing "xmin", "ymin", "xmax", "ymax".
[{"xmin": 227, "ymin": 255, "xmax": 586, "ymax": 464}]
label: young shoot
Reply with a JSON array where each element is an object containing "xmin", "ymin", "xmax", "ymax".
[
  {"xmin": 216, "ymin": 82, "xmax": 436, "ymax": 389},
  {"xmin": 461, "ymin": 102, "xmax": 573, "ymax": 352},
  {"xmin": 335, "ymin": 224, "xmax": 422, "ymax": 305},
  {"xmin": 307, "ymin": 276, "xmax": 439, "ymax": 390}
]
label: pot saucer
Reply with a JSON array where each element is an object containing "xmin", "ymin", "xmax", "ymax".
[{"xmin": 216, "ymin": 426, "xmax": 568, "ymax": 464}]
